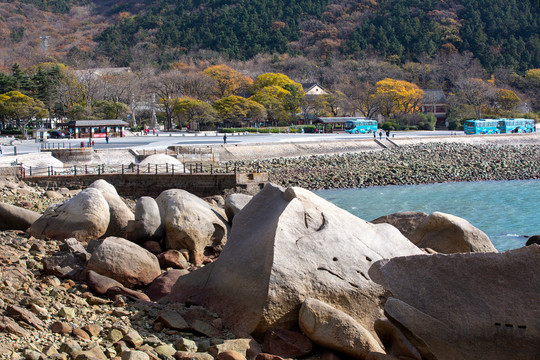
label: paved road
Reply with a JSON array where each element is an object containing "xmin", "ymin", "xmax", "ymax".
[{"xmin": 1, "ymin": 130, "xmax": 459, "ymax": 156}]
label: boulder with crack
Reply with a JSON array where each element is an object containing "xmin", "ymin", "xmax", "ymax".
[{"xmin": 164, "ymin": 183, "xmax": 422, "ymax": 337}]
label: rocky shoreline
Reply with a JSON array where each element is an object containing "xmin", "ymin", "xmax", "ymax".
[{"xmin": 223, "ymin": 143, "xmax": 540, "ymax": 190}]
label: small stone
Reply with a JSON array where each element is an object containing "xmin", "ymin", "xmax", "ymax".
[
  {"xmin": 29, "ymin": 303, "xmax": 47, "ymax": 316},
  {"xmin": 123, "ymin": 329, "xmax": 144, "ymax": 348},
  {"xmin": 23, "ymin": 349, "xmax": 43, "ymax": 360},
  {"xmin": 144, "ymin": 335, "xmax": 163, "ymax": 347},
  {"xmin": 108, "ymin": 328, "xmax": 124, "ymax": 342},
  {"xmin": 43, "ymin": 345, "xmax": 59, "ymax": 356},
  {"xmin": 255, "ymin": 354, "xmax": 285, "ymax": 360},
  {"xmin": 155, "ymin": 344, "xmax": 176, "ymax": 356},
  {"xmin": 191, "ymin": 320, "xmax": 222, "ymax": 338},
  {"xmin": 174, "ymin": 352, "xmax": 214, "ymax": 360},
  {"xmin": 73, "ymin": 327, "xmax": 91, "ymax": 341},
  {"xmin": 121, "ymin": 350, "xmax": 150, "ymax": 360},
  {"xmin": 51, "ymin": 321, "xmax": 72, "ymax": 334},
  {"xmin": 217, "ymin": 351, "xmax": 247, "ymax": 360},
  {"xmin": 174, "ymin": 338, "xmax": 198, "ymax": 352},
  {"xmin": 59, "ymin": 341, "xmax": 83, "ymax": 357},
  {"xmin": 156, "ymin": 311, "xmax": 189, "ymax": 330},
  {"xmin": 83, "ymin": 323, "xmax": 102, "ymax": 338},
  {"xmin": 58, "ymin": 307, "xmax": 75, "ymax": 321}
]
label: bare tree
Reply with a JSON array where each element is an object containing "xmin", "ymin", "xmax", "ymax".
[{"xmin": 454, "ymin": 78, "xmax": 495, "ymax": 119}]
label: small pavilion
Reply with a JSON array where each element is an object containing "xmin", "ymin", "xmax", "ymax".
[{"xmin": 62, "ymin": 120, "xmax": 129, "ymax": 139}]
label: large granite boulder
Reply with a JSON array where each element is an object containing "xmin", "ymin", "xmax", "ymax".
[
  {"xmin": 224, "ymin": 194, "xmax": 253, "ymax": 224},
  {"xmin": 27, "ymin": 188, "xmax": 110, "ymax": 242},
  {"xmin": 126, "ymin": 196, "xmax": 164, "ymax": 244},
  {"xmin": 0, "ymin": 202, "xmax": 41, "ymax": 231},
  {"xmin": 409, "ymin": 211, "xmax": 497, "ymax": 253},
  {"xmin": 86, "ymin": 236, "xmax": 161, "ymax": 288},
  {"xmin": 156, "ymin": 189, "xmax": 230, "ymax": 264},
  {"xmin": 164, "ymin": 183, "xmax": 422, "ymax": 337},
  {"xmin": 89, "ymin": 179, "xmax": 134, "ymax": 238},
  {"xmin": 371, "ymin": 212, "xmax": 429, "ymax": 243},
  {"xmin": 368, "ymin": 245, "xmax": 540, "ymax": 360}
]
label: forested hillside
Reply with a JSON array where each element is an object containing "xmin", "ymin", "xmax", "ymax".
[
  {"xmin": 94, "ymin": 0, "xmax": 539, "ymax": 72},
  {"xmin": 1, "ymin": 0, "xmax": 538, "ymax": 73}
]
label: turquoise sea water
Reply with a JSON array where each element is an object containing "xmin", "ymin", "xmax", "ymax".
[{"xmin": 314, "ymin": 179, "xmax": 540, "ymax": 252}]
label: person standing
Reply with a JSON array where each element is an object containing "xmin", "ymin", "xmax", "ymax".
[
  {"xmin": 106, "ymin": 135, "xmax": 109, "ymax": 144},
  {"xmin": 223, "ymin": 133, "xmax": 227, "ymax": 144}
]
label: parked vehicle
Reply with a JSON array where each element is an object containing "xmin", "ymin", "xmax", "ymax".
[
  {"xmin": 464, "ymin": 118, "xmax": 536, "ymax": 135},
  {"xmin": 345, "ymin": 119, "xmax": 378, "ymax": 134},
  {"xmin": 497, "ymin": 118, "xmax": 536, "ymax": 133},
  {"xmin": 48, "ymin": 130, "xmax": 67, "ymax": 139}
]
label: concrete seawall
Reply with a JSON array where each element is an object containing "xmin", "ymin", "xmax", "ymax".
[{"xmin": 177, "ymin": 132, "xmax": 540, "ymax": 162}]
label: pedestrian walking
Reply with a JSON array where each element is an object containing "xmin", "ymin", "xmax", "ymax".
[
  {"xmin": 105, "ymin": 135, "xmax": 109, "ymax": 144},
  {"xmin": 223, "ymin": 133, "xmax": 227, "ymax": 144},
  {"xmin": 379, "ymin": 131, "xmax": 382, "ymax": 140}
]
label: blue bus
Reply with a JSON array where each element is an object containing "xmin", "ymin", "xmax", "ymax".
[
  {"xmin": 345, "ymin": 119, "xmax": 378, "ymax": 134},
  {"xmin": 464, "ymin": 119, "xmax": 501, "ymax": 134},
  {"xmin": 498, "ymin": 118, "xmax": 536, "ymax": 133},
  {"xmin": 464, "ymin": 118, "xmax": 536, "ymax": 135}
]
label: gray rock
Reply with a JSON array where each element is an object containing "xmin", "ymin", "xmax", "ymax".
[
  {"xmin": 224, "ymin": 193, "xmax": 253, "ymax": 224},
  {"xmin": 371, "ymin": 211, "xmax": 429, "ymax": 243},
  {"xmin": 27, "ymin": 188, "xmax": 110, "ymax": 242},
  {"xmin": 86, "ymin": 236, "xmax": 161, "ymax": 288},
  {"xmin": 164, "ymin": 183, "xmax": 421, "ymax": 337},
  {"xmin": 126, "ymin": 196, "xmax": 164, "ymax": 243},
  {"xmin": 410, "ymin": 211, "xmax": 497, "ymax": 253},
  {"xmin": 368, "ymin": 245, "xmax": 540, "ymax": 360},
  {"xmin": 0, "ymin": 202, "xmax": 41, "ymax": 231},
  {"xmin": 89, "ymin": 180, "xmax": 134, "ymax": 238},
  {"xmin": 156, "ymin": 189, "xmax": 230, "ymax": 264}
]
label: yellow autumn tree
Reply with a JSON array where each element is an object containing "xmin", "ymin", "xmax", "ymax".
[
  {"xmin": 495, "ymin": 89, "xmax": 520, "ymax": 116},
  {"xmin": 203, "ymin": 65, "xmax": 253, "ymax": 98},
  {"xmin": 374, "ymin": 78, "xmax": 424, "ymax": 119},
  {"xmin": 250, "ymin": 73, "xmax": 305, "ymax": 122}
]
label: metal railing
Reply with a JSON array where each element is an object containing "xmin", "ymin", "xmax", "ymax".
[{"xmin": 17, "ymin": 161, "xmax": 265, "ymax": 178}]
